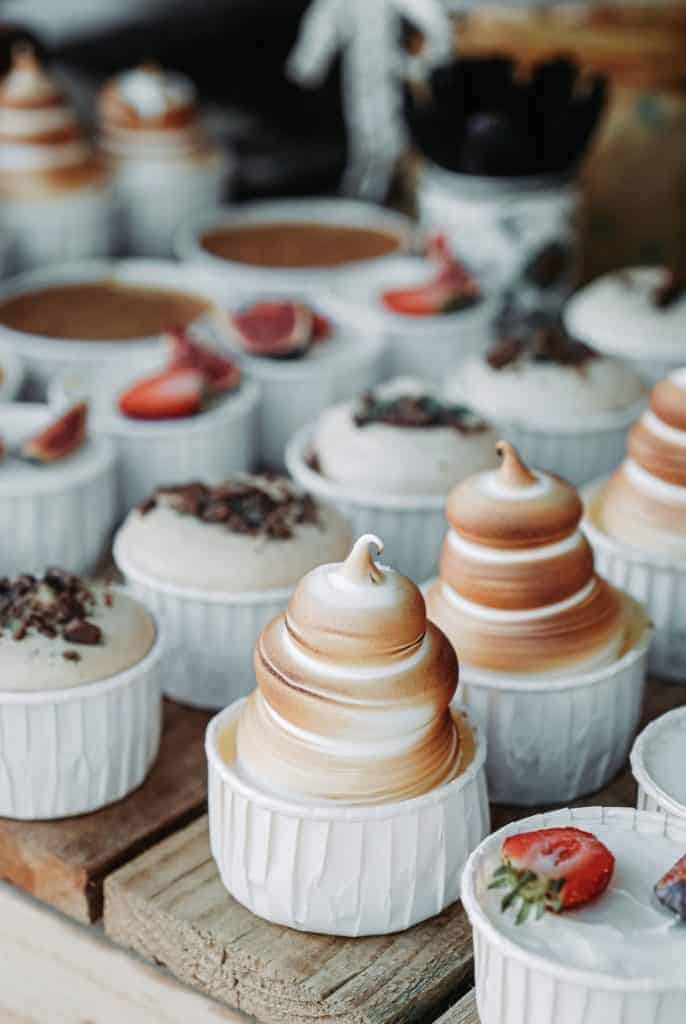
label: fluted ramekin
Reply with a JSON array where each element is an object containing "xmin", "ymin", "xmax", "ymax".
[
  {"xmin": 631, "ymin": 707, "xmax": 686, "ymax": 825},
  {"xmin": 285, "ymin": 424, "xmax": 447, "ymax": 582},
  {"xmin": 462, "ymin": 805, "xmax": 686, "ymax": 1024},
  {"xmin": 452, "ymin": 598, "xmax": 652, "ymax": 805},
  {"xmin": 206, "ymin": 698, "xmax": 489, "ymax": 936},
  {"xmin": 0, "ymin": 404, "xmax": 118, "ymax": 576},
  {"xmin": 114, "ymin": 533, "xmax": 290, "ymax": 709},
  {"xmin": 583, "ymin": 478, "xmax": 686, "ymax": 682},
  {"xmin": 0, "ymin": 606, "xmax": 164, "ymax": 820}
]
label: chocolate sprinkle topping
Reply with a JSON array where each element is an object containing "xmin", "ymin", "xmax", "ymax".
[
  {"xmin": 487, "ymin": 314, "xmax": 598, "ymax": 371},
  {"xmin": 353, "ymin": 392, "xmax": 488, "ymax": 433},
  {"xmin": 0, "ymin": 569, "xmax": 102, "ymax": 647},
  {"xmin": 654, "ymin": 269, "xmax": 686, "ymax": 310},
  {"xmin": 139, "ymin": 476, "xmax": 320, "ymax": 540}
]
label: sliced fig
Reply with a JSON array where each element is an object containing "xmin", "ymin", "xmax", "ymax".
[
  {"xmin": 311, "ymin": 312, "xmax": 331, "ymax": 343},
  {"xmin": 231, "ymin": 301, "xmax": 314, "ymax": 358},
  {"xmin": 22, "ymin": 402, "xmax": 88, "ymax": 463},
  {"xmin": 165, "ymin": 328, "xmax": 241, "ymax": 393}
]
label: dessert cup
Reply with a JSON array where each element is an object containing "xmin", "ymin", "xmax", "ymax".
[
  {"xmin": 462, "ymin": 805, "xmax": 686, "ymax": 1024},
  {"xmin": 0, "ymin": 577, "xmax": 164, "ymax": 820},
  {"xmin": 113, "ymin": 478, "xmax": 352, "ymax": 708},
  {"xmin": 0, "ymin": 349, "xmax": 23, "ymax": 401},
  {"xmin": 0, "ymin": 259, "xmax": 222, "ymax": 398},
  {"xmin": 175, "ymin": 197, "xmax": 414, "ymax": 291},
  {"xmin": 631, "ymin": 706, "xmax": 686, "ymax": 825},
  {"xmin": 0, "ymin": 403, "xmax": 117, "ymax": 576}
]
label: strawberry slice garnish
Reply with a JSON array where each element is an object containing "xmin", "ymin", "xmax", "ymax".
[
  {"xmin": 119, "ymin": 367, "xmax": 206, "ymax": 421},
  {"xmin": 489, "ymin": 827, "xmax": 615, "ymax": 925},
  {"xmin": 655, "ymin": 854, "xmax": 686, "ymax": 920},
  {"xmin": 165, "ymin": 328, "xmax": 241, "ymax": 394},
  {"xmin": 382, "ymin": 234, "xmax": 481, "ymax": 317}
]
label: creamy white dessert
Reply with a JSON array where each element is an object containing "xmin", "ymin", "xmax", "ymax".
[
  {"xmin": 313, "ymin": 377, "xmax": 498, "ymax": 494},
  {"xmin": 116, "ymin": 475, "xmax": 352, "ymax": 591}
]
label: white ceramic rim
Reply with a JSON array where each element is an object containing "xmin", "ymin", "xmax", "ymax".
[
  {"xmin": 206, "ymin": 697, "xmax": 487, "ymax": 822},
  {"xmin": 285, "ymin": 423, "xmax": 450, "ymax": 510},
  {"xmin": 461, "ymin": 804, "xmax": 686, "ymax": 994},
  {"xmin": 175, "ymin": 197, "xmax": 416, "ymax": 270},
  {"xmin": 113, "ymin": 529, "xmax": 294, "ymax": 606},
  {"xmin": 582, "ymin": 477, "xmax": 686, "ymax": 573},
  {"xmin": 0, "ymin": 592, "xmax": 165, "ymax": 706},
  {"xmin": 0, "ymin": 259, "xmax": 224, "ymax": 359},
  {"xmin": 630, "ymin": 706, "xmax": 686, "ymax": 819}
]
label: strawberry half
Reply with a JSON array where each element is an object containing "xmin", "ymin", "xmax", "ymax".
[
  {"xmin": 655, "ymin": 854, "xmax": 686, "ymax": 920},
  {"xmin": 489, "ymin": 827, "xmax": 615, "ymax": 925},
  {"xmin": 231, "ymin": 300, "xmax": 315, "ymax": 358},
  {"xmin": 165, "ymin": 328, "xmax": 241, "ymax": 394},
  {"xmin": 119, "ymin": 367, "xmax": 206, "ymax": 421},
  {"xmin": 382, "ymin": 237, "xmax": 481, "ymax": 317}
]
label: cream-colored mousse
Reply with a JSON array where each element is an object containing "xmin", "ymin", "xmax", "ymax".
[
  {"xmin": 313, "ymin": 377, "xmax": 498, "ymax": 494},
  {"xmin": 115, "ymin": 476, "xmax": 353, "ymax": 592}
]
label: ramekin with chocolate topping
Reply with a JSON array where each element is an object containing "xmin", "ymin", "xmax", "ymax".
[
  {"xmin": 113, "ymin": 475, "xmax": 352, "ymax": 708},
  {"xmin": 445, "ymin": 312, "xmax": 646, "ymax": 485},
  {"xmin": 0, "ymin": 569, "xmax": 164, "ymax": 819},
  {"xmin": 286, "ymin": 377, "xmax": 498, "ymax": 582}
]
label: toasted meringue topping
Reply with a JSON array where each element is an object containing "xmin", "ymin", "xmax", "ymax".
[{"xmin": 0, "ymin": 45, "xmax": 62, "ymax": 107}]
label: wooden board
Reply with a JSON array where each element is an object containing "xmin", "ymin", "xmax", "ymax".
[{"xmin": 0, "ymin": 699, "xmax": 211, "ymax": 924}]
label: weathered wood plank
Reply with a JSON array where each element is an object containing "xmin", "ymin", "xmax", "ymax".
[{"xmin": 434, "ymin": 991, "xmax": 478, "ymax": 1024}]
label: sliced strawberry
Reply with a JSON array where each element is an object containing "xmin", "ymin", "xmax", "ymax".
[
  {"xmin": 231, "ymin": 300, "xmax": 314, "ymax": 358},
  {"xmin": 22, "ymin": 402, "xmax": 88, "ymax": 463},
  {"xmin": 655, "ymin": 854, "xmax": 686, "ymax": 920},
  {"xmin": 489, "ymin": 827, "xmax": 615, "ymax": 924},
  {"xmin": 119, "ymin": 367, "xmax": 206, "ymax": 421},
  {"xmin": 382, "ymin": 280, "xmax": 476, "ymax": 316},
  {"xmin": 165, "ymin": 328, "xmax": 241, "ymax": 394},
  {"xmin": 426, "ymin": 232, "xmax": 453, "ymax": 268}
]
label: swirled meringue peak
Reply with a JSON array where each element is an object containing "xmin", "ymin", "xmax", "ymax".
[
  {"xmin": 235, "ymin": 535, "xmax": 463, "ymax": 805},
  {"xmin": 598, "ymin": 369, "xmax": 686, "ymax": 557},
  {"xmin": 426, "ymin": 442, "xmax": 628, "ymax": 676}
]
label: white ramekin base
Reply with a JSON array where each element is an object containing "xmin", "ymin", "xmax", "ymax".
[
  {"xmin": 206, "ymin": 699, "xmax": 489, "ymax": 936},
  {"xmin": 583, "ymin": 480, "xmax": 686, "ymax": 682},
  {"xmin": 463, "ymin": 805, "xmax": 686, "ymax": 1024},
  {"xmin": 285, "ymin": 425, "xmax": 447, "ymax": 583},
  {"xmin": 631, "ymin": 706, "xmax": 686, "ymax": 827},
  {"xmin": 0, "ymin": 619, "xmax": 164, "ymax": 820}
]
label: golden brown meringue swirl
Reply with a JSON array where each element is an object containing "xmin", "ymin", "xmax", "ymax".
[
  {"xmin": 426, "ymin": 442, "xmax": 627, "ymax": 675},
  {"xmin": 235, "ymin": 535, "xmax": 461, "ymax": 805}
]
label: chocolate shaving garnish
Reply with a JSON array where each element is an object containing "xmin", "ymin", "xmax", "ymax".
[
  {"xmin": 63, "ymin": 650, "xmax": 81, "ymax": 662},
  {"xmin": 487, "ymin": 314, "xmax": 598, "ymax": 371},
  {"xmin": 654, "ymin": 269, "xmax": 686, "ymax": 310},
  {"xmin": 0, "ymin": 569, "xmax": 103, "ymax": 648},
  {"xmin": 139, "ymin": 476, "xmax": 320, "ymax": 540},
  {"xmin": 353, "ymin": 392, "xmax": 488, "ymax": 434}
]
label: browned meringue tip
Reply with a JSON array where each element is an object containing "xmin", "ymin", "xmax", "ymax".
[
  {"xmin": 340, "ymin": 534, "xmax": 385, "ymax": 584},
  {"xmin": 495, "ymin": 440, "xmax": 537, "ymax": 489},
  {"xmin": 10, "ymin": 41, "xmax": 41, "ymax": 72}
]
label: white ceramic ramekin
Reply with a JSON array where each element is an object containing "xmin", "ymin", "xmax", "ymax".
[
  {"xmin": 631, "ymin": 707, "xmax": 686, "ymax": 824},
  {"xmin": 50, "ymin": 369, "xmax": 260, "ymax": 516},
  {"xmin": 285, "ymin": 424, "xmax": 447, "ymax": 583},
  {"xmin": 451, "ymin": 600, "xmax": 652, "ymax": 805},
  {"xmin": 0, "ymin": 606, "xmax": 164, "ymax": 820},
  {"xmin": 206, "ymin": 698, "xmax": 489, "ymax": 936},
  {"xmin": 462, "ymin": 805, "xmax": 686, "ymax": 1024},
  {"xmin": 0, "ymin": 404, "xmax": 118, "ymax": 576},
  {"xmin": 0, "ymin": 259, "xmax": 223, "ymax": 398},
  {"xmin": 113, "ymin": 534, "xmax": 290, "ymax": 709},
  {"xmin": 0, "ymin": 350, "xmax": 24, "ymax": 401},
  {"xmin": 175, "ymin": 197, "xmax": 415, "ymax": 291},
  {"xmin": 583, "ymin": 478, "xmax": 686, "ymax": 682}
]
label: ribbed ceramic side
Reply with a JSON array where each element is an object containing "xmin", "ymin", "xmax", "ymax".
[
  {"xmin": 383, "ymin": 315, "xmax": 494, "ymax": 381},
  {"xmin": 458, "ymin": 624, "xmax": 651, "ymax": 806},
  {"xmin": 207, "ymin": 700, "xmax": 489, "ymax": 936},
  {"xmin": 0, "ymin": 628, "xmax": 164, "ymax": 820},
  {"xmin": 0, "ymin": 451, "xmax": 118, "ymax": 576},
  {"xmin": 464, "ymin": 806, "xmax": 686, "ymax": 1024},
  {"xmin": 0, "ymin": 351, "xmax": 24, "ymax": 402},
  {"xmin": 631, "ymin": 708, "xmax": 686, "ymax": 826}
]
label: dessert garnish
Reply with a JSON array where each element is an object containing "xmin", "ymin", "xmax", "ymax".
[
  {"xmin": 489, "ymin": 827, "xmax": 615, "ymax": 925},
  {"xmin": 166, "ymin": 327, "xmax": 241, "ymax": 394},
  {"xmin": 139, "ymin": 476, "xmax": 319, "ymax": 540},
  {"xmin": 524, "ymin": 241, "xmax": 569, "ymax": 290},
  {"xmin": 653, "ymin": 269, "xmax": 686, "ymax": 310},
  {"xmin": 21, "ymin": 402, "xmax": 88, "ymax": 463},
  {"xmin": 381, "ymin": 234, "xmax": 481, "ymax": 316},
  {"xmin": 487, "ymin": 315, "xmax": 597, "ymax": 370},
  {"xmin": 230, "ymin": 300, "xmax": 330, "ymax": 359},
  {"xmin": 0, "ymin": 569, "xmax": 103, "ymax": 649},
  {"xmin": 655, "ymin": 854, "xmax": 686, "ymax": 920},
  {"xmin": 353, "ymin": 391, "xmax": 488, "ymax": 433}
]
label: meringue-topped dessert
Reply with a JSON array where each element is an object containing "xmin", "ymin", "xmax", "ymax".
[{"xmin": 234, "ymin": 534, "xmax": 472, "ymax": 805}]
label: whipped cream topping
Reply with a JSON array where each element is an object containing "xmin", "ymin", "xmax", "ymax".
[
  {"xmin": 600, "ymin": 371, "xmax": 686, "ymax": 556},
  {"xmin": 640, "ymin": 710, "xmax": 686, "ymax": 809},
  {"xmin": 426, "ymin": 442, "xmax": 628, "ymax": 675},
  {"xmin": 235, "ymin": 535, "xmax": 461, "ymax": 804},
  {"xmin": 478, "ymin": 822, "xmax": 686, "ymax": 983}
]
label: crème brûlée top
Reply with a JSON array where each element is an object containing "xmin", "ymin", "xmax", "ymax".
[
  {"xmin": 426, "ymin": 441, "xmax": 633, "ymax": 677},
  {"xmin": 235, "ymin": 535, "xmax": 468, "ymax": 805}
]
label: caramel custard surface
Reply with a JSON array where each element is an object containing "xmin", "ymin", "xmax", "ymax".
[
  {"xmin": 0, "ymin": 281, "xmax": 211, "ymax": 340},
  {"xmin": 200, "ymin": 222, "xmax": 401, "ymax": 268}
]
